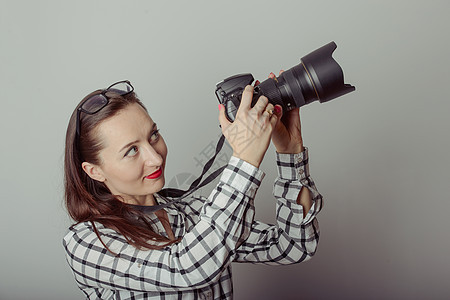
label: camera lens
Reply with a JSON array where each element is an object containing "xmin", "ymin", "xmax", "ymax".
[{"xmin": 254, "ymin": 42, "xmax": 355, "ymax": 112}]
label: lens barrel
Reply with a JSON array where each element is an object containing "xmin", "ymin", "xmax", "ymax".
[{"xmin": 255, "ymin": 41, "xmax": 355, "ymax": 112}]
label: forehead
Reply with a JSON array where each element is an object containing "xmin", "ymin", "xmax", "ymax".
[{"xmin": 96, "ymin": 103, "xmax": 154, "ymax": 147}]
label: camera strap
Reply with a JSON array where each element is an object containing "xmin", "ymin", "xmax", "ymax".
[{"xmin": 158, "ymin": 134, "xmax": 227, "ymax": 200}]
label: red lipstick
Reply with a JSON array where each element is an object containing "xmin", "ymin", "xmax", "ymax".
[{"xmin": 146, "ymin": 168, "xmax": 162, "ymax": 179}]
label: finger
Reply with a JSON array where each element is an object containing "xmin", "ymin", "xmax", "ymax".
[
  {"xmin": 269, "ymin": 108, "xmax": 280, "ymax": 128},
  {"xmin": 218, "ymin": 104, "xmax": 231, "ymax": 131},
  {"xmin": 261, "ymin": 103, "xmax": 275, "ymax": 119},
  {"xmin": 239, "ymin": 85, "xmax": 254, "ymax": 110},
  {"xmin": 266, "ymin": 103, "xmax": 275, "ymax": 114},
  {"xmin": 272, "ymin": 105, "xmax": 283, "ymax": 129},
  {"xmin": 269, "ymin": 72, "xmax": 276, "ymax": 79},
  {"xmin": 252, "ymin": 96, "xmax": 269, "ymax": 114},
  {"xmin": 274, "ymin": 104, "xmax": 283, "ymax": 119},
  {"xmin": 279, "ymin": 69, "xmax": 284, "ymax": 75},
  {"xmin": 254, "ymin": 80, "xmax": 260, "ymax": 86}
]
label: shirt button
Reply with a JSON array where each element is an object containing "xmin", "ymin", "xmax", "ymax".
[{"xmin": 298, "ymin": 169, "xmax": 304, "ymax": 175}]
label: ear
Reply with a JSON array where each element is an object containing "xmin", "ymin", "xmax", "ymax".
[{"xmin": 81, "ymin": 162, "xmax": 106, "ymax": 182}]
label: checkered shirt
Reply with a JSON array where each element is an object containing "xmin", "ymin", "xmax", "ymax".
[{"xmin": 63, "ymin": 148, "xmax": 322, "ymax": 299}]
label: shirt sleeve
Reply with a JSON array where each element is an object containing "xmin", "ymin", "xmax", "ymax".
[
  {"xmin": 63, "ymin": 156, "xmax": 264, "ymax": 293},
  {"xmin": 233, "ymin": 147, "xmax": 323, "ymax": 264}
]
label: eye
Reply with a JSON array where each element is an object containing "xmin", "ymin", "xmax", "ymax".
[
  {"xmin": 149, "ymin": 129, "xmax": 160, "ymax": 143},
  {"xmin": 125, "ymin": 146, "xmax": 139, "ymax": 157}
]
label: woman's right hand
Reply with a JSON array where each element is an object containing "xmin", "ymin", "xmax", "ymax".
[{"xmin": 218, "ymin": 85, "xmax": 281, "ymax": 168}]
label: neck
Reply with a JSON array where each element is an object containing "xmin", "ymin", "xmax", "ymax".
[{"xmin": 120, "ymin": 194, "xmax": 157, "ymax": 206}]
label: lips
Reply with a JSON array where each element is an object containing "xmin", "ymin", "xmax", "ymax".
[{"xmin": 145, "ymin": 168, "xmax": 163, "ymax": 179}]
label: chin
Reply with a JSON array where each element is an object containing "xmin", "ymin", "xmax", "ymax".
[{"xmin": 150, "ymin": 176, "xmax": 165, "ymax": 194}]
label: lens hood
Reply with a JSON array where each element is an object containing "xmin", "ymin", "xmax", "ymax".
[{"xmin": 301, "ymin": 41, "xmax": 355, "ymax": 103}]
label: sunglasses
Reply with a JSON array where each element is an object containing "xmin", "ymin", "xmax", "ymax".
[{"xmin": 75, "ymin": 80, "xmax": 134, "ymax": 141}]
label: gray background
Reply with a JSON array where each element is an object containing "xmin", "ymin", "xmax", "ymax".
[{"xmin": 1, "ymin": 0, "xmax": 449, "ymax": 299}]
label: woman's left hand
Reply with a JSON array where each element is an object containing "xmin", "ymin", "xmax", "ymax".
[{"xmin": 268, "ymin": 70, "xmax": 305, "ymax": 154}]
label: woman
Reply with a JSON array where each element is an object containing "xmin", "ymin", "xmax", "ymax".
[{"xmin": 63, "ymin": 76, "xmax": 323, "ymax": 299}]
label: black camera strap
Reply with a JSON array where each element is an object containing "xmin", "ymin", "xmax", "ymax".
[{"xmin": 158, "ymin": 134, "xmax": 227, "ymax": 201}]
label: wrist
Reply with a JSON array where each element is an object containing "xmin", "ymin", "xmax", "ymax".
[
  {"xmin": 276, "ymin": 143, "xmax": 304, "ymax": 154},
  {"xmin": 233, "ymin": 152, "xmax": 261, "ymax": 168}
]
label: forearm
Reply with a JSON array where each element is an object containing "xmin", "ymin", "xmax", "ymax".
[
  {"xmin": 202, "ymin": 156, "xmax": 264, "ymax": 246},
  {"xmin": 275, "ymin": 147, "xmax": 322, "ymax": 219},
  {"xmin": 234, "ymin": 147, "xmax": 322, "ymax": 264}
]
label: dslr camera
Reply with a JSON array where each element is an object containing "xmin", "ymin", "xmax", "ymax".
[{"xmin": 215, "ymin": 41, "xmax": 355, "ymax": 122}]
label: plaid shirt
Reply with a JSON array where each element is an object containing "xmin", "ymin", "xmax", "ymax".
[{"xmin": 63, "ymin": 148, "xmax": 323, "ymax": 299}]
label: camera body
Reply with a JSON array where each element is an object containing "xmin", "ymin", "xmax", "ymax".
[
  {"xmin": 215, "ymin": 73, "xmax": 299, "ymax": 122},
  {"xmin": 215, "ymin": 42, "xmax": 355, "ymax": 122}
]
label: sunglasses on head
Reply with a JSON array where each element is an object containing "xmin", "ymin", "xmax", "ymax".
[{"xmin": 75, "ymin": 80, "xmax": 134, "ymax": 141}]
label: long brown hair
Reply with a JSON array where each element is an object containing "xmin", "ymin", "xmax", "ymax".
[{"xmin": 64, "ymin": 88, "xmax": 177, "ymax": 252}]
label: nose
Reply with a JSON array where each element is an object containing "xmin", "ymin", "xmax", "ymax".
[{"xmin": 142, "ymin": 144, "xmax": 163, "ymax": 167}]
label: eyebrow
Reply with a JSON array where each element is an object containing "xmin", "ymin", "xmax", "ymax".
[{"xmin": 119, "ymin": 122, "xmax": 157, "ymax": 153}]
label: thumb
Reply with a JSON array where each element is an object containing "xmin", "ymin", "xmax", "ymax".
[{"xmin": 218, "ymin": 104, "xmax": 231, "ymax": 131}]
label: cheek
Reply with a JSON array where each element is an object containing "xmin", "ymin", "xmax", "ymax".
[
  {"xmin": 109, "ymin": 166, "xmax": 142, "ymax": 184},
  {"xmin": 100, "ymin": 156, "xmax": 142, "ymax": 184}
]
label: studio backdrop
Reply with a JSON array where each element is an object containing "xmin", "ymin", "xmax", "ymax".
[{"xmin": 0, "ymin": 1, "xmax": 449, "ymax": 299}]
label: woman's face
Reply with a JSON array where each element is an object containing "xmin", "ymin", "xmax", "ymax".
[{"xmin": 84, "ymin": 103, "xmax": 167, "ymax": 205}]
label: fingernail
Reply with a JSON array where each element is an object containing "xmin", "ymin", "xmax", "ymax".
[
  {"xmin": 269, "ymin": 72, "xmax": 275, "ymax": 77},
  {"xmin": 218, "ymin": 104, "xmax": 223, "ymax": 111},
  {"xmin": 274, "ymin": 105, "xmax": 282, "ymax": 114}
]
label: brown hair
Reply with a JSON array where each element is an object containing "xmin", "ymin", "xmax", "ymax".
[{"xmin": 64, "ymin": 89, "xmax": 177, "ymax": 252}]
